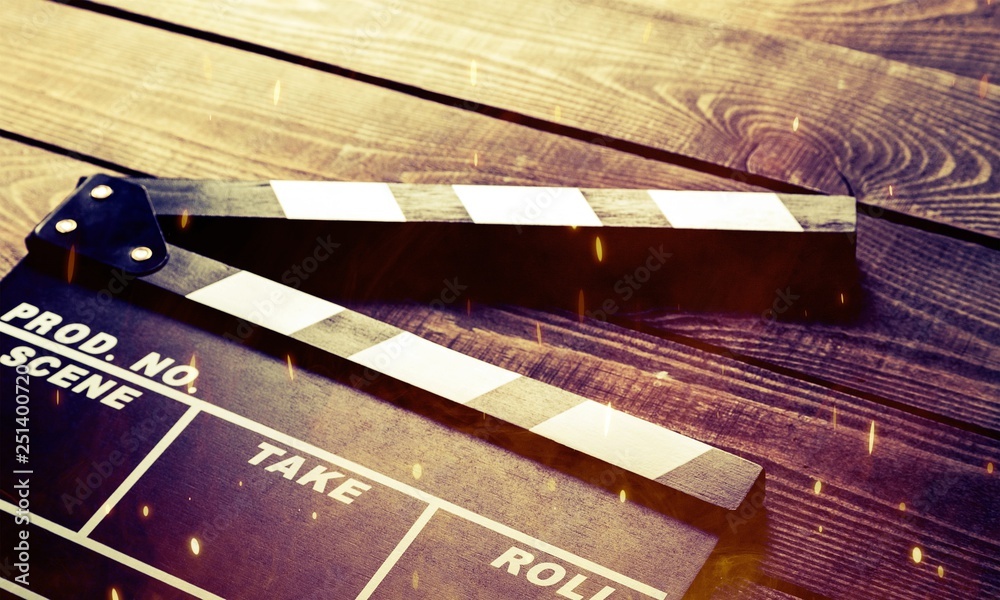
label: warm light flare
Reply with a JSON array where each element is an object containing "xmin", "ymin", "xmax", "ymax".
[
  {"xmin": 911, "ymin": 546, "xmax": 922, "ymax": 564},
  {"xmin": 111, "ymin": 588, "xmax": 120, "ymax": 600},
  {"xmin": 190, "ymin": 537, "xmax": 201, "ymax": 556},
  {"xmin": 536, "ymin": 322, "xmax": 543, "ymax": 346},
  {"xmin": 813, "ymin": 480, "xmax": 822, "ymax": 495},
  {"xmin": 899, "ymin": 502, "xmax": 906, "ymax": 512},
  {"xmin": 577, "ymin": 290, "xmax": 585, "ymax": 322},
  {"xmin": 619, "ymin": 489, "xmax": 626, "ymax": 503},
  {"xmin": 979, "ymin": 74, "xmax": 990, "ymax": 100},
  {"xmin": 595, "ymin": 236, "xmax": 603, "ymax": 262},
  {"xmin": 792, "ymin": 116, "xmax": 800, "ymax": 132},
  {"xmin": 312, "ymin": 511, "xmax": 318, "ymax": 520},
  {"xmin": 412, "ymin": 570, "xmax": 419, "ymax": 590},
  {"xmin": 988, "ymin": 462, "xmax": 995, "ymax": 474},
  {"xmin": 180, "ymin": 209, "xmax": 190, "ymax": 230},
  {"xmin": 412, "ymin": 463, "xmax": 423, "ymax": 480},
  {"xmin": 188, "ymin": 355, "xmax": 198, "ymax": 393},
  {"xmin": 868, "ymin": 420, "xmax": 875, "ymax": 455},
  {"xmin": 142, "ymin": 505, "xmax": 150, "ymax": 517},
  {"xmin": 55, "ymin": 390, "xmax": 60, "ymax": 406},
  {"xmin": 473, "ymin": 151, "xmax": 479, "ymax": 167},
  {"xmin": 286, "ymin": 354, "xmax": 295, "ymax": 381},
  {"xmin": 938, "ymin": 565, "xmax": 945, "ymax": 578}
]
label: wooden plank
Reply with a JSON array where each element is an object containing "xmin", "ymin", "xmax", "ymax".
[
  {"xmin": 0, "ymin": 0, "xmax": 760, "ymax": 193},
  {"xmin": 614, "ymin": 0, "xmax": 999, "ymax": 81},
  {"xmin": 639, "ymin": 215, "xmax": 1000, "ymax": 435},
  {"xmin": 91, "ymin": 0, "xmax": 1000, "ymax": 236},
  {"xmin": 353, "ymin": 302, "xmax": 1000, "ymax": 600}
]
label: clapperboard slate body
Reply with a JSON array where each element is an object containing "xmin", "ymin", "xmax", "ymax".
[{"xmin": 0, "ymin": 176, "xmax": 855, "ymax": 599}]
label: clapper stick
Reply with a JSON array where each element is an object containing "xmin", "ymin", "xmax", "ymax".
[
  {"xmin": 147, "ymin": 244, "xmax": 762, "ymax": 511},
  {"xmin": 136, "ymin": 178, "xmax": 858, "ymax": 316},
  {"xmin": 29, "ymin": 175, "xmax": 776, "ymax": 512},
  {"xmin": 136, "ymin": 179, "xmax": 855, "ymax": 232}
]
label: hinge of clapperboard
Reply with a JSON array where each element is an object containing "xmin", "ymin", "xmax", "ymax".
[{"xmin": 22, "ymin": 174, "xmax": 857, "ymax": 518}]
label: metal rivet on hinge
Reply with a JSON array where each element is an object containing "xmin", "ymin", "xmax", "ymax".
[
  {"xmin": 91, "ymin": 185, "xmax": 113, "ymax": 200},
  {"xmin": 130, "ymin": 246, "xmax": 153, "ymax": 262},
  {"xmin": 55, "ymin": 219, "xmax": 78, "ymax": 233}
]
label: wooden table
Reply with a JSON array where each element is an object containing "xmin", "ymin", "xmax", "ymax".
[{"xmin": 1, "ymin": 0, "xmax": 997, "ymax": 598}]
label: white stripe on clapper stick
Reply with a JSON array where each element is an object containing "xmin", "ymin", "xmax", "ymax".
[
  {"xmin": 270, "ymin": 181, "xmax": 406, "ymax": 222},
  {"xmin": 79, "ymin": 406, "xmax": 201, "ymax": 537},
  {"xmin": 648, "ymin": 190, "xmax": 804, "ymax": 232}
]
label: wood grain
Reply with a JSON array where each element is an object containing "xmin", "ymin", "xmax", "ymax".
[
  {"xmin": 92, "ymin": 0, "xmax": 1000, "ymax": 236},
  {"xmin": 0, "ymin": 0, "xmax": 761, "ymax": 193},
  {"xmin": 0, "ymin": 140, "xmax": 119, "ymax": 276},
  {"xmin": 613, "ymin": 0, "xmax": 999, "ymax": 81},
  {"xmin": 638, "ymin": 213, "xmax": 1000, "ymax": 434}
]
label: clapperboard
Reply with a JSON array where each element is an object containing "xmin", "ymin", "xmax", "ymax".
[{"xmin": 0, "ymin": 175, "xmax": 855, "ymax": 599}]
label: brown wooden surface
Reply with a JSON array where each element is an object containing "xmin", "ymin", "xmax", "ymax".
[
  {"xmin": 0, "ymin": 0, "xmax": 998, "ymax": 598},
  {"xmin": 616, "ymin": 0, "xmax": 999, "ymax": 81},
  {"xmin": 93, "ymin": 0, "xmax": 1000, "ymax": 236}
]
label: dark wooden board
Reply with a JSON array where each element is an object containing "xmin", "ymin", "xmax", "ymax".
[
  {"xmin": 640, "ymin": 217, "xmax": 1000, "ymax": 435},
  {"xmin": 90, "ymin": 0, "xmax": 1000, "ymax": 236}
]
